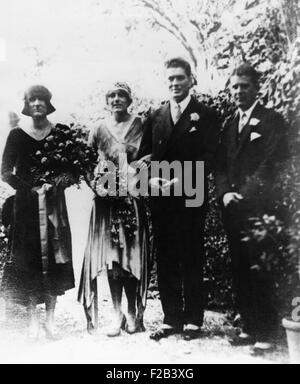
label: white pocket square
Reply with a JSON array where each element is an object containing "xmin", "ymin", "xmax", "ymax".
[
  {"xmin": 189, "ymin": 127, "xmax": 197, "ymax": 133},
  {"xmin": 250, "ymin": 132, "xmax": 262, "ymax": 141},
  {"xmin": 250, "ymin": 118, "xmax": 260, "ymax": 126}
]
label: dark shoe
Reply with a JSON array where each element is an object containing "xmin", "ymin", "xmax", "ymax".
[
  {"xmin": 229, "ymin": 333, "xmax": 255, "ymax": 347},
  {"xmin": 150, "ymin": 325, "xmax": 181, "ymax": 341},
  {"xmin": 183, "ymin": 324, "xmax": 202, "ymax": 341}
]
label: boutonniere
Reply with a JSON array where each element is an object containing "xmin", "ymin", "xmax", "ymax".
[
  {"xmin": 190, "ymin": 113, "xmax": 200, "ymax": 122},
  {"xmin": 249, "ymin": 118, "xmax": 260, "ymax": 126},
  {"xmin": 250, "ymin": 132, "xmax": 262, "ymax": 142}
]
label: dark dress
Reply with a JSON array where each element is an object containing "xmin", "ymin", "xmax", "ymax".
[{"xmin": 1, "ymin": 127, "xmax": 75, "ymax": 306}]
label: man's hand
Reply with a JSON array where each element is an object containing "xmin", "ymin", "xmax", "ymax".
[
  {"xmin": 149, "ymin": 177, "xmax": 168, "ymax": 193},
  {"xmin": 149, "ymin": 177, "xmax": 179, "ymax": 194},
  {"xmin": 223, "ymin": 192, "xmax": 244, "ymax": 208},
  {"xmin": 32, "ymin": 183, "xmax": 53, "ymax": 194},
  {"xmin": 149, "ymin": 177, "xmax": 164, "ymax": 192}
]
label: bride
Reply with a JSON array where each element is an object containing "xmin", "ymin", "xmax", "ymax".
[{"xmin": 78, "ymin": 82, "xmax": 152, "ymax": 337}]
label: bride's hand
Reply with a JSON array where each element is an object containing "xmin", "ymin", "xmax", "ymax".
[
  {"xmin": 96, "ymin": 185, "xmax": 108, "ymax": 197},
  {"xmin": 133, "ymin": 155, "xmax": 152, "ymax": 172}
]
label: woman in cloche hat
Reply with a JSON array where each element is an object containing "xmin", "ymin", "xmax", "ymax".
[
  {"xmin": 1, "ymin": 85, "xmax": 74, "ymax": 340},
  {"xmin": 78, "ymin": 82, "xmax": 152, "ymax": 337}
]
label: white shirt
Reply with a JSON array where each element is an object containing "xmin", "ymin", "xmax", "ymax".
[
  {"xmin": 170, "ymin": 95, "xmax": 192, "ymax": 125},
  {"xmin": 238, "ymin": 100, "xmax": 259, "ymax": 133}
]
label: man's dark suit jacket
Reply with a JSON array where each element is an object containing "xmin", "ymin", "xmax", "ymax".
[
  {"xmin": 138, "ymin": 96, "xmax": 220, "ymax": 212},
  {"xmin": 138, "ymin": 95, "xmax": 220, "ymax": 328},
  {"xmin": 215, "ymin": 103, "xmax": 288, "ymax": 211},
  {"xmin": 215, "ymin": 103, "xmax": 289, "ymax": 337}
]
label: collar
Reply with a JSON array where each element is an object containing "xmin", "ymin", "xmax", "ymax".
[
  {"xmin": 238, "ymin": 100, "xmax": 259, "ymax": 121},
  {"xmin": 170, "ymin": 94, "xmax": 192, "ymax": 113}
]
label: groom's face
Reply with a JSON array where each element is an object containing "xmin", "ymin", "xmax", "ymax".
[
  {"xmin": 231, "ymin": 75, "xmax": 258, "ymax": 111},
  {"xmin": 166, "ymin": 67, "xmax": 193, "ymax": 103}
]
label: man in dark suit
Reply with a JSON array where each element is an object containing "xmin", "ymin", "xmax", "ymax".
[
  {"xmin": 215, "ymin": 63, "xmax": 288, "ymax": 353},
  {"xmin": 138, "ymin": 57, "xmax": 220, "ymax": 340}
]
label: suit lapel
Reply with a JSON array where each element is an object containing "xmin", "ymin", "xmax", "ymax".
[
  {"xmin": 234, "ymin": 103, "xmax": 263, "ymax": 159},
  {"xmin": 153, "ymin": 97, "xmax": 204, "ymax": 160},
  {"xmin": 153, "ymin": 103, "xmax": 174, "ymax": 160},
  {"xmin": 226, "ymin": 113, "xmax": 239, "ymax": 160},
  {"xmin": 166, "ymin": 97, "xmax": 196, "ymax": 149}
]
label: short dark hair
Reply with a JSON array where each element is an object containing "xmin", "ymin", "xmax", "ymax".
[
  {"xmin": 22, "ymin": 85, "xmax": 56, "ymax": 116},
  {"xmin": 231, "ymin": 63, "xmax": 260, "ymax": 86},
  {"xmin": 165, "ymin": 57, "xmax": 192, "ymax": 77}
]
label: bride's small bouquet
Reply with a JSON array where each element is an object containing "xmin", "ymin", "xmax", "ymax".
[
  {"xmin": 91, "ymin": 159, "xmax": 138, "ymax": 248},
  {"xmin": 31, "ymin": 124, "xmax": 99, "ymax": 189}
]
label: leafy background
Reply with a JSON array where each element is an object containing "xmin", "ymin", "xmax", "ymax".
[{"xmin": 0, "ymin": 0, "xmax": 299, "ymax": 317}]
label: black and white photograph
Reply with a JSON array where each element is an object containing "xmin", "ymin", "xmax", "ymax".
[{"xmin": 0, "ymin": 0, "xmax": 299, "ymax": 366}]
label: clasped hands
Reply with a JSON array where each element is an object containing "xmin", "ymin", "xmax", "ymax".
[
  {"xmin": 32, "ymin": 183, "xmax": 53, "ymax": 195},
  {"xmin": 149, "ymin": 177, "xmax": 179, "ymax": 194}
]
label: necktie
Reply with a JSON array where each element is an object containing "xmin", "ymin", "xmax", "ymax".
[
  {"xmin": 173, "ymin": 103, "xmax": 182, "ymax": 124},
  {"xmin": 239, "ymin": 113, "xmax": 248, "ymax": 134}
]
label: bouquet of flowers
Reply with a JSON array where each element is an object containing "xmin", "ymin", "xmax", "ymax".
[
  {"xmin": 110, "ymin": 198, "xmax": 138, "ymax": 249},
  {"xmin": 92, "ymin": 160, "xmax": 138, "ymax": 249},
  {"xmin": 31, "ymin": 124, "xmax": 99, "ymax": 189}
]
